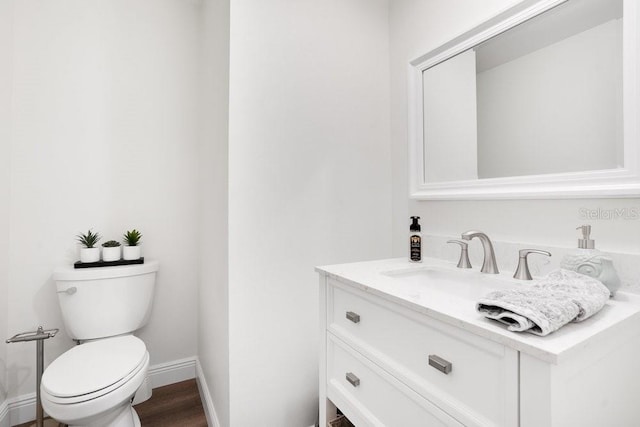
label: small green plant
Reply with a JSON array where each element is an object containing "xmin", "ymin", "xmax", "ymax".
[
  {"xmin": 76, "ymin": 229, "xmax": 101, "ymax": 248},
  {"xmin": 123, "ymin": 229, "xmax": 142, "ymax": 246},
  {"xmin": 102, "ymin": 240, "xmax": 121, "ymax": 248}
]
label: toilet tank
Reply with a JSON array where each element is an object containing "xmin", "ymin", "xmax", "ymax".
[{"xmin": 53, "ymin": 260, "xmax": 159, "ymax": 341}]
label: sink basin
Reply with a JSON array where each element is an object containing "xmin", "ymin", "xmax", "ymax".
[{"xmin": 382, "ymin": 266, "xmax": 523, "ymax": 302}]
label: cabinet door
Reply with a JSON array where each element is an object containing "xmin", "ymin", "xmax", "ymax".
[
  {"xmin": 328, "ymin": 280, "xmax": 519, "ymax": 427},
  {"xmin": 327, "ymin": 333, "xmax": 464, "ymax": 427}
]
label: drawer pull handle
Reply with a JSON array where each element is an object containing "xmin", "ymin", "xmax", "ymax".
[
  {"xmin": 428, "ymin": 355, "xmax": 452, "ymax": 374},
  {"xmin": 346, "ymin": 311, "xmax": 360, "ymax": 323},
  {"xmin": 345, "ymin": 372, "xmax": 360, "ymax": 387}
]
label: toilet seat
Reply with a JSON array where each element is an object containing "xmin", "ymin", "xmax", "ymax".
[{"xmin": 41, "ymin": 335, "xmax": 147, "ymax": 404}]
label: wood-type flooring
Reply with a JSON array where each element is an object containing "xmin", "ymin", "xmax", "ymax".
[{"xmin": 15, "ymin": 379, "xmax": 207, "ymax": 427}]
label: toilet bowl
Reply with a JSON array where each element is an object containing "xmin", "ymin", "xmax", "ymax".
[
  {"xmin": 41, "ymin": 335, "xmax": 150, "ymax": 427},
  {"xmin": 44, "ymin": 260, "xmax": 159, "ymax": 427}
]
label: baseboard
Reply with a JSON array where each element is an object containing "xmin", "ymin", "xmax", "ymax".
[
  {"xmin": 195, "ymin": 359, "xmax": 221, "ymax": 427},
  {"xmin": 148, "ymin": 356, "xmax": 197, "ymax": 388},
  {"xmin": 3, "ymin": 393, "xmax": 36, "ymax": 426},
  {"xmin": 0, "ymin": 356, "xmax": 198, "ymax": 426},
  {"xmin": 0, "ymin": 399, "xmax": 9, "ymax": 427}
]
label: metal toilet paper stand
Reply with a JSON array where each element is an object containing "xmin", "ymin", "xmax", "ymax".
[{"xmin": 6, "ymin": 326, "xmax": 59, "ymax": 427}]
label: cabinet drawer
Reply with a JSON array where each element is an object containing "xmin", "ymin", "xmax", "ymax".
[
  {"xmin": 327, "ymin": 333, "xmax": 463, "ymax": 427},
  {"xmin": 328, "ymin": 280, "xmax": 518, "ymax": 427}
]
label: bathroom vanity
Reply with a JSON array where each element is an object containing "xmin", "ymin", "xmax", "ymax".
[{"xmin": 317, "ymin": 258, "xmax": 640, "ymax": 427}]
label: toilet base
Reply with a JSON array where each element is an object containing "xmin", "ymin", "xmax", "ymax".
[
  {"xmin": 67, "ymin": 404, "xmax": 141, "ymax": 427},
  {"xmin": 133, "ymin": 408, "xmax": 141, "ymax": 427}
]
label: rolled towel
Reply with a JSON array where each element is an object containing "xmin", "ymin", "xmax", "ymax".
[
  {"xmin": 536, "ymin": 269, "xmax": 611, "ymax": 321},
  {"xmin": 477, "ymin": 269, "xmax": 610, "ymax": 336}
]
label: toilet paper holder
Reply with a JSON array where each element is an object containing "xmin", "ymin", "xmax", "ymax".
[{"xmin": 7, "ymin": 326, "xmax": 59, "ymax": 427}]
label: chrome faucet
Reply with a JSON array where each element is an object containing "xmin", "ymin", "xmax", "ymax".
[
  {"xmin": 513, "ymin": 249, "xmax": 551, "ymax": 280},
  {"xmin": 461, "ymin": 230, "xmax": 499, "ymax": 274}
]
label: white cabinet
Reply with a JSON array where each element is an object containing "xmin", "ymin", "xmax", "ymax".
[
  {"xmin": 327, "ymin": 334, "xmax": 462, "ymax": 427},
  {"xmin": 321, "ymin": 278, "xmax": 517, "ymax": 427},
  {"xmin": 318, "ymin": 261, "xmax": 640, "ymax": 427},
  {"xmin": 328, "ymin": 282, "xmax": 517, "ymax": 427}
]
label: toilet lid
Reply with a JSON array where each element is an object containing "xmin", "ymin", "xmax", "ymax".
[{"xmin": 42, "ymin": 335, "xmax": 147, "ymax": 398}]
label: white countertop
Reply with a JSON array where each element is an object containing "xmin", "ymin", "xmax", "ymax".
[{"xmin": 316, "ymin": 257, "xmax": 640, "ymax": 364}]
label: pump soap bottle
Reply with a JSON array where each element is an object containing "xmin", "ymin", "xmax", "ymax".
[
  {"xmin": 560, "ymin": 225, "xmax": 621, "ymax": 296},
  {"xmin": 409, "ymin": 216, "xmax": 422, "ymax": 263}
]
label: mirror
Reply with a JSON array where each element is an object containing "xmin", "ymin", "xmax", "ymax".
[{"xmin": 409, "ymin": 0, "xmax": 640, "ymax": 199}]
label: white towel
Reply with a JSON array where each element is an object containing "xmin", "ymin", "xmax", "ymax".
[{"xmin": 476, "ymin": 269, "xmax": 610, "ymax": 336}]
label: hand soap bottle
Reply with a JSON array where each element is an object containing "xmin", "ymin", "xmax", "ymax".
[
  {"xmin": 409, "ymin": 216, "xmax": 422, "ymax": 263},
  {"xmin": 560, "ymin": 225, "xmax": 621, "ymax": 296}
]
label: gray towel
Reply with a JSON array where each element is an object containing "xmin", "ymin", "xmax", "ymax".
[{"xmin": 476, "ymin": 269, "xmax": 611, "ymax": 336}]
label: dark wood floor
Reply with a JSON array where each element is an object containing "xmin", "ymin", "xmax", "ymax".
[
  {"xmin": 15, "ymin": 379, "xmax": 207, "ymax": 427},
  {"xmin": 136, "ymin": 379, "xmax": 207, "ymax": 427}
]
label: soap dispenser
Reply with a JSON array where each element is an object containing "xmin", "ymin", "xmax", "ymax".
[
  {"xmin": 576, "ymin": 224, "xmax": 595, "ymax": 249},
  {"xmin": 560, "ymin": 225, "xmax": 621, "ymax": 296},
  {"xmin": 409, "ymin": 216, "xmax": 422, "ymax": 263}
]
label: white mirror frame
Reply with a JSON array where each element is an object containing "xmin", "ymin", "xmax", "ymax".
[{"xmin": 409, "ymin": 0, "xmax": 640, "ymax": 200}]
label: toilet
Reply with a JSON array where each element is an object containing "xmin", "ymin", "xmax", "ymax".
[{"xmin": 41, "ymin": 260, "xmax": 159, "ymax": 427}]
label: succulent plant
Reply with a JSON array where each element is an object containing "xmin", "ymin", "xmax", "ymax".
[
  {"xmin": 76, "ymin": 229, "xmax": 101, "ymax": 248},
  {"xmin": 123, "ymin": 229, "xmax": 142, "ymax": 246},
  {"xmin": 102, "ymin": 240, "xmax": 121, "ymax": 248}
]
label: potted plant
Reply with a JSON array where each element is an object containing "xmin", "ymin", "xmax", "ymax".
[
  {"xmin": 122, "ymin": 229, "xmax": 142, "ymax": 260},
  {"xmin": 77, "ymin": 229, "xmax": 101, "ymax": 263},
  {"xmin": 101, "ymin": 240, "xmax": 122, "ymax": 262}
]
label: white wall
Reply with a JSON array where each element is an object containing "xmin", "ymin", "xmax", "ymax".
[
  {"xmin": 477, "ymin": 19, "xmax": 623, "ymax": 178},
  {"xmin": 198, "ymin": 0, "xmax": 230, "ymax": 426},
  {"xmin": 6, "ymin": 0, "xmax": 201, "ymax": 399},
  {"xmin": 390, "ymin": 0, "xmax": 640, "ymax": 257},
  {"xmin": 0, "ymin": 0, "xmax": 13, "ymax": 406},
  {"xmin": 227, "ymin": 0, "xmax": 392, "ymax": 424}
]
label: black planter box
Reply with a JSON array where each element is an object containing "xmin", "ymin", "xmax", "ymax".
[{"xmin": 74, "ymin": 257, "xmax": 145, "ymax": 269}]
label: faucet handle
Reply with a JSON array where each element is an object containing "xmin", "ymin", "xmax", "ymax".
[
  {"xmin": 513, "ymin": 249, "xmax": 551, "ymax": 280},
  {"xmin": 447, "ymin": 240, "xmax": 472, "ymax": 269}
]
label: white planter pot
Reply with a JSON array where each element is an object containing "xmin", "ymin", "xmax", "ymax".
[
  {"xmin": 80, "ymin": 247, "xmax": 100, "ymax": 263},
  {"xmin": 123, "ymin": 245, "xmax": 141, "ymax": 261},
  {"xmin": 102, "ymin": 246, "xmax": 121, "ymax": 262}
]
